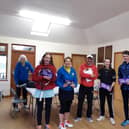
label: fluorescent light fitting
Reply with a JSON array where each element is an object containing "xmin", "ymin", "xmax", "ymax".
[
  {"xmin": 19, "ymin": 9, "xmax": 71, "ymax": 26},
  {"xmin": 32, "ymin": 19, "xmax": 51, "ymax": 33},
  {"xmin": 31, "ymin": 31, "xmax": 49, "ymax": 37}
]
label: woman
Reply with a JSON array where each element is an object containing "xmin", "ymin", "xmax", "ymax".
[
  {"xmin": 97, "ymin": 59, "xmax": 116, "ymax": 125},
  {"xmin": 57, "ymin": 57, "xmax": 78, "ymax": 129},
  {"xmin": 14, "ymin": 54, "xmax": 34, "ymax": 111},
  {"xmin": 32, "ymin": 53, "xmax": 56, "ymax": 129}
]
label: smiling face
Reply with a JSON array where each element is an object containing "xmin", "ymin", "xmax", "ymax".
[
  {"xmin": 43, "ymin": 54, "xmax": 51, "ymax": 65},
  {"xmin": 123, "ymin": 54, "xmax": 129, "ymax": 63},
  {"xmin": 87, "ymin": 57, "xmax": 93, "ymax": 66},
  {"xmin": 104, "ymin": 59, "xmax": 111, "ymax": 69},
  {"xmin": 64, "ymin": 58, "xmax": 72, "ymax": 68}
]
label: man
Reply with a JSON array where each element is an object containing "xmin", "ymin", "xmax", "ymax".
[
  {"xmin": 118, "ymin": 50, "xmax": 129, "ymax": 126},
  {"xmin": 75, "ymin": 54, "xmax": 98, "ymax": 122}
]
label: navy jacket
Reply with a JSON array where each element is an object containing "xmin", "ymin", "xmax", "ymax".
[{"xmin": 118, "ymin": 61, "xmax": 129, "ymax": 90}]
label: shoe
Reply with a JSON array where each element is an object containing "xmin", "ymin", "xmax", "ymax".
[
  {"xmin": 121, "ymin": 120, "xmax": 129, "ymax": 126},
  {"xmin": 65, "ymin": 120, "xmax": 73, "ymax": 127},
  {"xmin": 36, "ymin": 125, "xmax": 42, "ymax": 129},
  {"xmin": 87, "ymin": 117, "xmax": 93, "ymax": 123},
  {"xmin": 14, "ymin": 107, "xmax": 20, "ymax": 112},
  {"xmin": 24, "ymin": 105, "xmax": 29, "ymax": 110},
  {"xmin": 110, "ymin": 118, "xmax": 115, "ymax": 125},
  {"xmin": 74, "ymin": 117, "xmax": 82, "ymax": 122},
  {"xmin": 59, "ymin": 123, "xmax": 66, "ymax": 129},
  {"xmin": 45, "ymin": 124, "xmax": 51, "ymax": 129},
  {"xmin": 97, "ymin": 116, "xmax": 105, "ymax": 121}
]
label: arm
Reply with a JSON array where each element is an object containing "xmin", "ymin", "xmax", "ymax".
[
  {"xmin": 14, "ymin": 63, "xmax": 20, "ymax": 85},
  {"xmin": 28, "ymin": 62, "xmax": 34, "ymax": 73},
  {"xmin": 32, "ymin": 66, "xmax": 43, "ymax": 82},
  {"xmin": 111, "ymin": 69, "xmax": 116, "ymax": 89},
  {"xmin": 56, "ymin": 69, "xmax": 65, "ymax": 88},
  {"xmin": 71, "ymin": 70, "xmax": 78, "ymax": 88}
]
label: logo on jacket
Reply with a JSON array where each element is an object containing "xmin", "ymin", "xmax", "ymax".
[
  {"xmin": 39, "ymin": 68, "xmax": 53, "ymax": 79},
  {"xmin": 83, "ymin": 68, "xmax": 93, "ymax": 75}
]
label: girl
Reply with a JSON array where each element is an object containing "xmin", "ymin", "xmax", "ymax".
[
  {"xmin": 57, "ymin": 57, "xmax": 77, "ymax": 129},
  {"xmin": 97, "ymin": 59, "xmax": 116, "ymax": 125},
  {"xmin": 32, "ymin": 53, "xmax": 56, "ymax": 129}
]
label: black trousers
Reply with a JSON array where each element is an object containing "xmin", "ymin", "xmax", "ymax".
[
  {"xmin": 76, "ymin": 85, "xmax": 93, "ymax": 118},
  {"xmin": 36, "ymin": 98, "xmax": 52, "ymax": 125},
  {"xmin": 13, "ymin": 86, "xmax": 27, "ymax": 108},
  {"xmin": 121, "ymin": 89, "xmax": 129, "ymax": 120},
  {"xmin": 99, "ymin": 88, "xmax": 114, "ymax": 118}
]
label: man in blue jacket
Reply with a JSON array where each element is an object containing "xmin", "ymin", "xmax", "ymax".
[{"xmin": 118, "ymin": 50, "xmax": 129, "ymax": 126}]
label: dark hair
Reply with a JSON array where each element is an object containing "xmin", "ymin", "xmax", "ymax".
[
  {"xmin": 40, "ymin": 53, "xmax": 54, "ymax": 65},
  {"xmin": 122, "ymin": 50, "xmax": 129, "ymax": 55},
  {"xmin": 64, "ymin": 57, "xmax": 72, "ymax": 62}
]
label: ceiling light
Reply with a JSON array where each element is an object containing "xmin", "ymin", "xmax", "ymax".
[{"xmin": 31, "ymin": 31, "xmax": 49, "ymax": 37}]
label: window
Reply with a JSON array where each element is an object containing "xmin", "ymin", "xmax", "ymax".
[{"xmin": 0, "ymin": 43, "xmax": 8, "ymax": 80}]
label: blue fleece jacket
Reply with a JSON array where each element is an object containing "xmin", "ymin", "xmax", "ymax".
[
  {"xmin": 14, "ymin": 61, "xmax": 34, "ymax": 85},
  {"xmin": 118, "ymin": 61, "xmax": 129, "ymax": 90},
  {"xmin": 56, "ymin": 66, "xmax": 78, "ymax": 91}
]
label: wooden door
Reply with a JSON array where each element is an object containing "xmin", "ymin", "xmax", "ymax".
[
  {"xmin": 114, "ymin": 52, "xmax": 123, "ymax": 101},
  {"xmin": 72, "ymin": 54, "xmax": 86, "ymax": 82},
  {"xmin": 50, "ymin": 53, "xmax": 64, "ymax": 71},
  {"xmin": 11, "ymin": 44, "xmax": 36, "ymax": 90}
]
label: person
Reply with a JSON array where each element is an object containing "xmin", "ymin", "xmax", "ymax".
[
  {"xmin": 118, "ymin": 50, "xmax": 129, "ymax": 126},
  {"xmin": 32, "ymin": 53, "xmax": 56, "ymax": 129},
  {"xmin": 14, "ymin": 54, "xmax": 34, "ymax": 111},
  {"xmin": 57, "ymin": 57, "xmax": 78, "ymax": 129},
  {"xmin": 75, "ymin": 54, "xmax": 98, "ymax": 122},
  {"xmin": 97, "ymin": 59, "xmax": 116, "ymax": 125}
]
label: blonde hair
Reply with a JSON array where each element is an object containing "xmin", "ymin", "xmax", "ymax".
[{"xmin": 18, "ymin": 54, "xmax": 28, "ymax": 62}]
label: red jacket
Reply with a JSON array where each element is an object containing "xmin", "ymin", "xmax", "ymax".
[
  {"xmin": 32, "ymin": 64, "xmax": 56, "ymax": 90},
  {"xmin": 80, "ymin": 64, "xmax": 98, "ymax": 87}
]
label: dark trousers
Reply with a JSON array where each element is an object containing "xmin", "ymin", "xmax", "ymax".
[
  {"xmin": 99, "ymin": 88, "xmax": 114, "ymax": 118},
  {"xmin": 76, "ymin": 85, "xmax": 93, "ymax": 118},
  {"xmin": 13, "ymin": 87, "xmax": 27, "ymax": 108},
  {"xmin": 36, "ymin": 98, "xmax": 52, "ymax": 125},
  {"xmin": 121, "ymin": 89, "xmax": 129, "ymax": 120}
]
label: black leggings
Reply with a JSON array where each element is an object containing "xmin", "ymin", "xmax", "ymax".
[
  {"xmin": 99, "ymin": 88, "xmax": 114, "ymax": 118},
  {"xmin": 59, "ymin": 100, "xmax": 72, "ymax": 114},
  {"xmin": 36, "ymin": 98, "xmax": 52, "ymax": 125}
]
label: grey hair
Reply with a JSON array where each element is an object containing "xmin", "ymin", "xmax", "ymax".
[{"xmin": 18, "ymin": 54, "xmax": 28, "ymax": 62}]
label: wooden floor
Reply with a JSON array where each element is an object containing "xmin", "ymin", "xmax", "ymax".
[{"xmin": 0, "ymin": 97, "xmax": 128, "ymax": 129}]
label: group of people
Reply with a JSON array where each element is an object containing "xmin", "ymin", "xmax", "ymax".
[{"xmin": 13, "ymin": 50, "xmax": 129, "ymax": 129}]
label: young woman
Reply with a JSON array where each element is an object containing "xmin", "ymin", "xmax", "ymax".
[
  {"xmin": 97, "ymin": 59, "xmax": 116, "ymax": 125},
  {"xmin": 14, "ymin": 54, "xmax": 34, "ymax": 111},
  {"xmin": 32, "ymin": 53, "xmax": 56, "ymax": 129},
  {"xmin": 57, "ymin": 57, "xmax": 78, "ymax": 129}
]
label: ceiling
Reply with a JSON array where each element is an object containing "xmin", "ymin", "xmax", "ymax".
[{"xmin": 0, "ymin": 0, "xmax": 129, "ymax": 44}]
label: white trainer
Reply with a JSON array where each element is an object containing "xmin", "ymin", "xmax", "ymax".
[
  {"xmin": 59, "ymin": 123, "xmax": 66, "ymax": 129},
  {"xmin": 110, "ymin": 118, "xmax": 115, "ymax": 125},
  {"xmin": 65, "ymin": 120, "xmax": 73, "ymax": 127},
  {"xmin": 97, "ymin": 116, "xmax": 105, "ymax": 121}
]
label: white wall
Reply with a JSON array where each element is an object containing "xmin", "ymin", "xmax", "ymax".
[
  {"xmin": 85, "ymin": 10, "xmax": 129, "ymax": 45},
  {"xmin": 0, "ymin": 36, "xmax": 88, "ymax": 96}
]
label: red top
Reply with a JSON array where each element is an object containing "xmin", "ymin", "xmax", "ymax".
[
  {"xmin": 32, "ymin": 64, "xmax": 56, "ymax": 90},
  {"xmin": 80, "ymin": 63, "xmax": 98, "ymax": 87}
]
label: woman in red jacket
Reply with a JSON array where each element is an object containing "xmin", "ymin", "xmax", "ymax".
[{"xmin": 32, "ymin": 53, "xmax": 56, "ymax": 129}]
